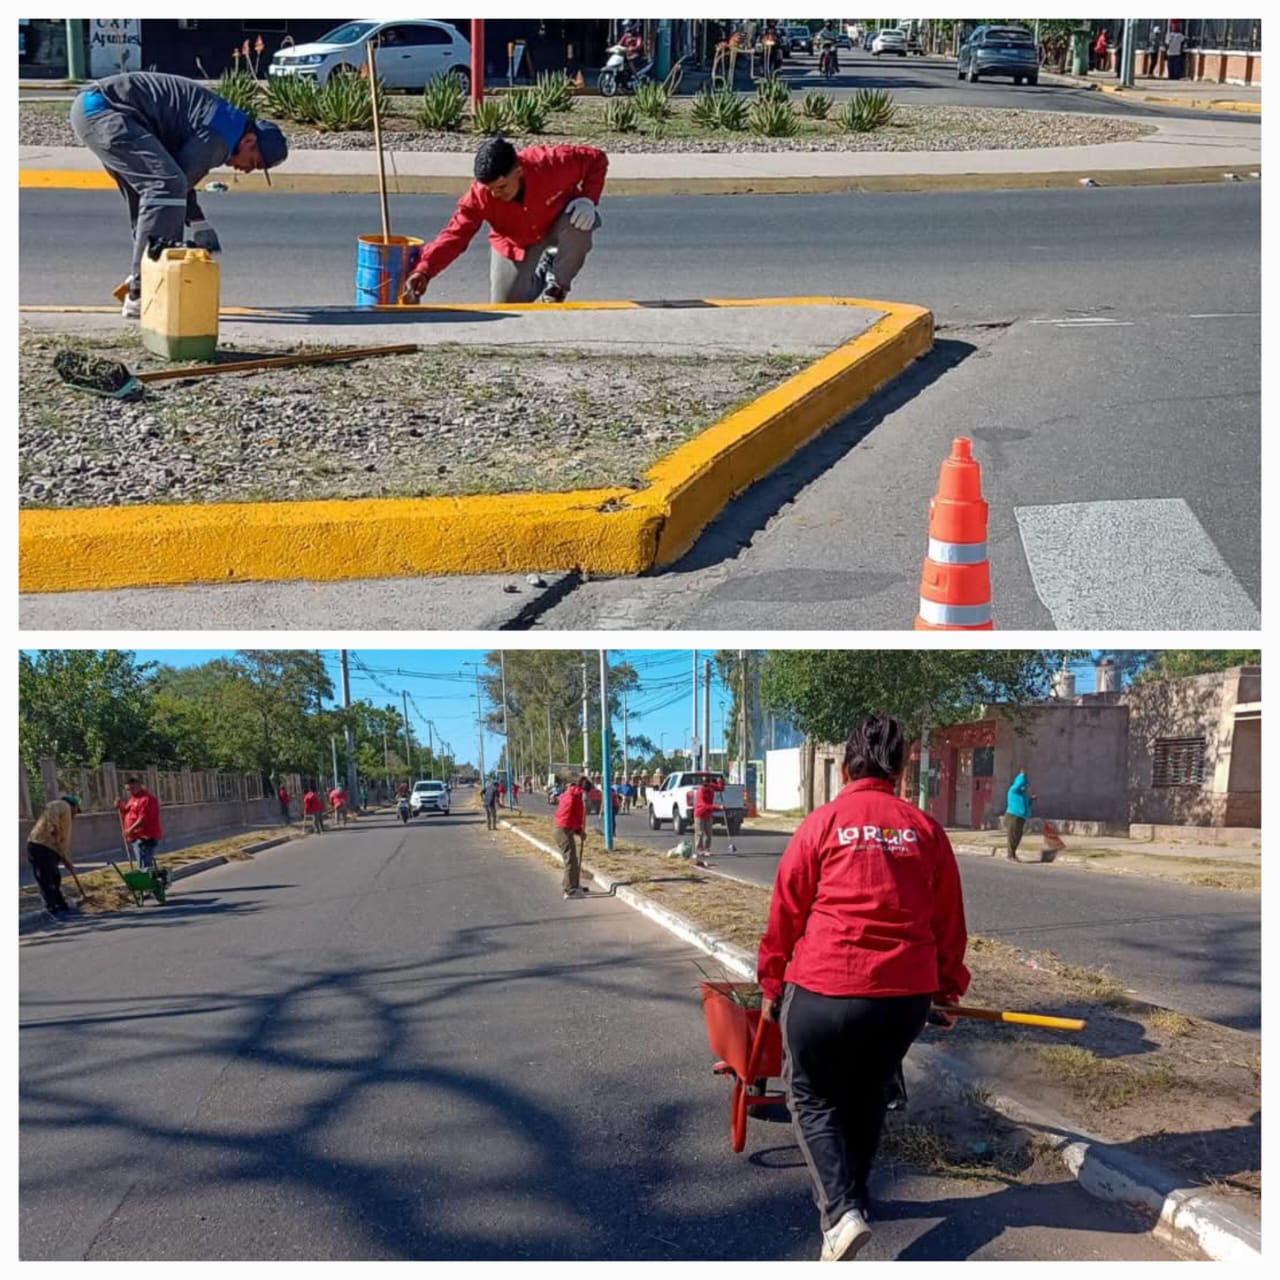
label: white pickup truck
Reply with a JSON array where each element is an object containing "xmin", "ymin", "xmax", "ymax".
[{"xmin": 647, "ymin": 771, "xmax": 748, "ymax": 836}]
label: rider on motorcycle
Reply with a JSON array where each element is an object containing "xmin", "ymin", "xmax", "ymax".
[
  {"xmin": 817, "ymin": 23, "xmax": 841, "ymax": 74},
  {"xmin": 618, "ymin": 21, "xmax": 645, "ymax": 76}
]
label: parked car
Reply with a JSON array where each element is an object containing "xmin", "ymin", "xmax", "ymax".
[
  {"xmin": 267, "ymin": 19, "xmax": 471, "ymax": 90},
  {"xmin": 904, "ymin": 28, "xmax": 924, "ymax": 55},
  {"xmin": 785, "ymin": 25, "xmax": 813, "ymax": 55},
  {"xmin": 956, "ymin": 24, "xmax": 1039, "ymax": 84},
  {"xmin": 410, "ymin": 779, "xmax": 450, "ymax": 817},
  {"xmin": 861, "ymin": 30, "xmax": 876, "ymax": 51},
  {"xmin": 871, "ymin": 29, "xmax": 907, "ymax": 56},
  {"xmin": 837, "ymin": 33, "xmax": 853, "ymax": 50}
]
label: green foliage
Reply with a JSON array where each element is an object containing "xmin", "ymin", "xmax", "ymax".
[
  {"xmin": 19, "ymin": 650, "xmax": 166, "ymax": 771},
  {"xmin": 216, "ymin": 68, "xmax": 262, "ymax": 115},
  {"xmin": 690, "ymin": 85, "xmax": 719, "ymax": 128},
  {"xmin": 754, "ymin": 74, "xmax": 792, "ymax": 105},
  {"xmin": 502, "ymin": 89, "xmax": 548, "ymax": 134},
  {"xmin": 709, "ymin": 88, "xmax": 749, "ymax": 131},
  {"xmin": 838, "ymin": 87, "xmax": 896, "ymax": 133},
  {"xmin": 416, "ymin": 72, "xmax": 467, "ymax": 131},
  {"xmin": 263, "ymin": 73, "xmax": 319, "ymax": 124},
  {"xmin": 749, "ymin": 97, "xmax": 798, "ymax": 137},
  {"xmin": 801, "ymin": 90, "xmax": 833, "ymax": 119},
  {"xmin": 1129, "ymin": 651, "xmax": 1261, "ymax": 685},
  {"xmin": 314, "ymin": 69, "xmax": 376, "ymax": 131},
  {"xmin": 535, "ymin": 69, "xmax": 576, "ymax": 112},
  {"xmin": 470, "ymin": 98, "xmax": 506, "ymax": 135},
  {"xmin": 760, "ymin": 651, "xmax": 1073, "ymax": 746},
  {"xmin": 602, "ymin": 97, "xmax": 639, "ymax": 133},
  {"xmin": 633, "ymin": 80, "xmax": 673, "ymax": 121}
]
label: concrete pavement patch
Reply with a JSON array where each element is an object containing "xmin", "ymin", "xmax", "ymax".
[{"xmin": 19, "ymin": 297, "xmax": 932, "ymax": 593}]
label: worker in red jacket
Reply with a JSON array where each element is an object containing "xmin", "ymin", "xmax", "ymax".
[
  {"xmin": 693, "ymin": 775, "xmax": 724, "ymax": 863},
  {"xmin": 553, "ymin": 774, "xmax": 593, "ymax": 899},
  {"xmin": 757, "ymin": 713, "xmax": 969, "ymax": 1262},
  {"xmin": 405, "ymin": 136, "xmax": 608, "ymax": 304},
  {"xmin": 117, "ymin": 776, "xmax": 165, "ymax": 879},
  {"xmin": 302, "ymin": 787, "xmax": 325, "ymax": 834}
]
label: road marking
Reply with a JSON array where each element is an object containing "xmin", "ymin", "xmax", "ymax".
[
  {"xmin": 1029, "ymin": 317, "xmax": 1135, "ymax": 327},
  {"xmin": 1187, "ymin": 312, "xmax": 1260, "ymax": 319},
  {"xmin": 1014, "ymin": 498, "xmax": 1260, "ymax": 629}
]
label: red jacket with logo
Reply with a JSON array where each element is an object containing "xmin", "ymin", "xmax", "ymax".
[
  {"xmin": 757, "ymin": 778, "xmax": 969, "ymax": 1003},
  {"xmin": 117, "ymin": 789, "xmax": 163, "ymax": 841},
  {"xmin": 554, "ymin": 783, "xmax": 587, "ymax": 832},
  {"xmin": 418, "ymin": 145, "xmax": 609, "ymax": 277},
  {"xmin": 694, "ymin": 779, "xmax": 724, "ymax": 818},
  {"xmin": 303, "ymin": 791, "xmax": 323, "ymax": 815}
]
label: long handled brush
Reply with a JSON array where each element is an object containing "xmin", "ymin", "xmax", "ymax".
[
  {"xmin": 937, "ymin": 1004, "xmax": 1087, "ymax": 1032},
  {"xmin": 53, "ymin": 343, "xmax": 418, "ymax": 400}
]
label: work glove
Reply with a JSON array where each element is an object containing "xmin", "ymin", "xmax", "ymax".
[
  {"xmin": 565, "ymin": 196, "xmax": 598, "ymax": 232},
  {"xmin": 187, "ymin": 219, "xmax": 221, "ymax": 252}
]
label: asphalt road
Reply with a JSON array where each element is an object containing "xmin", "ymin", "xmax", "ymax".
[
  {"xmin": 20, "ymin": 810, "xmax": 1173, "ymax": 1261},
  {"xmin": 18, "ymin": 183, "xmax": 1259, "ymax": 630},
  {"xmin": 599, "ymin": 808, "xmax": 1261, "ymax": 1033}
]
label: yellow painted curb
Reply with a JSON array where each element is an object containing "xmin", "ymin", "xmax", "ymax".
[
  {"xmin": 19, "ymin": 297, "xmax": 933, "ymax": 593},
  {"xmin": 19, "ymin": 168, "xmax": 116, "ymax": 190}
]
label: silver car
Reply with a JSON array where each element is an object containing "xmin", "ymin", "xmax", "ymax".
[
  {"xmin": 957, "ymin": 24, "xmax": 1039, "ymax": 85},
  {"xmin": 268, "ymin": 19, "xmax": 472, "ymax": 91}
]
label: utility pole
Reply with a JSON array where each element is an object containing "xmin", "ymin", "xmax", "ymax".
[
  {"xmin": 621, "ymin": 689, "xmax": 628, "ymax": 786},
  {"xmin": 330, "ymin": 734, "xmax": 340, "ymax": 791},
  {"xmin": 470, "ymin": 669, "xmax": 486, "ymax": 782},
  {"xmin": 340, "ymin": 649, "xmax": 359, "ymax": 806},
  {"xmin": 691, "ymin": 649, "xmax": 699, "ymax": 769},
  {"xmin": 740, "ymin": 649, "xmax": 750, "ymax": 788},
  {"xmin": 427, "ymin": 719, "xmax": 434, "ymax": 774},
  {"xmin": 545, "ymin": 703, "xmax": 553, "ymax": 784},
  {"xmin": 500, "ymin": 650, "xmax": 512, "ymax": 808},
  {"xmin": 382, "ymin": 722, "xmax": 390, "ymax": 792},
  {"xmin": 702, "ymin": 659, "xmax": 712, "ymax": 772},
  {"xmin": 599, "ymin": 651, "xmax": 614, "ymax": 850},
  {"xmin": 581, "ymin": 660, "xmax": 590, "ymax": 772},
  {"xmin": 1121, "ymin": 16, "xmax": 1136, "ymax": 87},
  {"xmin": 401, "ymin": 691, "xmax": 412, "ymax": 786}
]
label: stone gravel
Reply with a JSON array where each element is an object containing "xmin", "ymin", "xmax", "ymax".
[
  {"xmin": 19, "ymin": 100, "xmax": 1151, "ymax": 155},
  {"xmin": 19, "ymin": 331, "xmax": 808, "ymax": 509}
]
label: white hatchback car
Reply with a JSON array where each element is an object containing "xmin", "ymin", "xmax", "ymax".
[{"xmin": 268, "ymin": 19, "xmax": 472, "ymax": 91}]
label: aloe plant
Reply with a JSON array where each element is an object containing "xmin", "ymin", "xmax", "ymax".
[
  {"xmin": 502, "ymin": 89, "xmax": 548, "ymax": 134},
  {"xmin": 748, "ymin": 97, "xmax": 797, "ymax": 137},
  {"xmin": 470, "ymin": 98, "xmax": 506, "ymax": 135},
  {"xmin": 710, "ymin": 88, "xmax": 748, "ymax": 132},
  {"xmin": 754, "ymin": 74, "xmax": 792, "ymax": 105},
  {"xmin": 633, "ymin": 80, "xmax": 673, "ymax": 121},
  {"xmin": 416, "ymin": 73, "xmax": 466, "ymax": 131},
  {"xmin": 801, "ymin": 90, "xmax": 833, "ymax": 120},
  {"xmin": 314, "ymin": 69, "xmax": 376, "ymax": 131},
  {"xmin": 838, "ymin": 88, "xmax": 896, "ymax": 133},
  {"xmin": 534, "ymin": 69, "xmax": 576, "ymax": 112},
  {"xmin": 602, "ymin": 97, "xmax": 639, "ymax": 132},
  {"xmin": 216, "ymin": 68, "xmax": 261, "ymax": 114}
]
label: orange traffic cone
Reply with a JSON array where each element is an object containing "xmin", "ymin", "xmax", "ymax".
[
  {"xmin": 574, "ymin": 69, "xmax": 586, "ymax": 89},
  {"xmin": 915, "ymin": 437, "xmax": 993, "ymax": 630}
]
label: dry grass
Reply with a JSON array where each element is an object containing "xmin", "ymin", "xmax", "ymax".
[
  {"xmin": 1148, "ymin": 1009, "xmax": 1197, "ymax": 1038},
  {"xmin": 1037, "ymin": 1045, "xmax": 1181, "ymax": 1111}
]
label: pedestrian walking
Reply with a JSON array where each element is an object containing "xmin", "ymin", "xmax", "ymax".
[
  {"xmin": 1114, "ymin": 28, "xmax": 1124, "ymax": 77},
  {"xmin": 1147, "ymin": 25, "xmax": 1162, "ymax": 76},
  {"xmin": 277, "ymin": 783, "xmax": 291, "ymax": 822},
  {"xmin": 483, "ymin": 777, "xmax": 500, "ymax": 830},
  {"xmin": 117, "ymin": 776, "xmax": 165, "ymax": 878},
  {"xmin": 554, "ymin": 775, "xmax": 592, "ymax": 899},
  {"xmin": 1093, "ymin": 29, "xmax": 1108, "ymax": 72},
  {"xmin": 1164, "ymin": 26, "xmax": 1186, "ymax": 80},
  {"xmin": 329, "ymin": 785, "xmax": 349, "ymax": 826},
  {"xmin": 694, "ymin": 775, "xmax": 724, "ymax": 863},
  {"xmin": 757, "ymin": 713, "xmax": 969, "ymax": 1261},
  {"xmin": 302, "ymin": 787, "xmax": 325, "ymax": 834},
  {"xmin": 1003, "ymin": 771, "xmax": 1034, "ymax": 861},
  {"xmin": 512, "ymin": 781, "xmax": 521, "ymax": 808},
  {"xmin": 67, "ymin": 71, "xmax": 287, "ymax": 317},
  {"xmin": 404, "ymin": 136, "xmax": 608, "ymax": 304},
  {"xmin": 360, "ymin": 784, "xmax": 368, "ymax": 812},
  {"xmin": 27, "ymin": 794, "xmax": 82, "ymax": 914}
]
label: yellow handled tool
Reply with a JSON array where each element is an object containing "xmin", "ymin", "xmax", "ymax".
[{"xmin": 937, "ymin": 1004, "xmax": 1087, "ymax": 1032}]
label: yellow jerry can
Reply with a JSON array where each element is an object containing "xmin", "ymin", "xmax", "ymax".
[{"xmin": 139, "ymin": 246, "xmax": 220, "ymax": 362}]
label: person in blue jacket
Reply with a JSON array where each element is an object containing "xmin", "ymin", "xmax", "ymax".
[{"xmin": 1004, "ymin": 771, "xmax": 1033, "ymax": 861}]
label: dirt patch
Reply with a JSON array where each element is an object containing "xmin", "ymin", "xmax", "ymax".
[{"xmin": 18, "ymin": 332, "xmax": 808, "ymax": 509}]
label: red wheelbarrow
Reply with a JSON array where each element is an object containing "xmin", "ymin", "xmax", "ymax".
[{"xmin": 701, "ymin": 981, "xmax": 786, "ymax": 1152}]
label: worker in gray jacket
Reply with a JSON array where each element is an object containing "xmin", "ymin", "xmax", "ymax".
[{"xmin": 69, "ymin": 72, "xmax": 288, "ymax": 317}]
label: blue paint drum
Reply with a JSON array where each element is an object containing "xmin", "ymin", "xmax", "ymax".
[{"xmin": 354, "ymin": 235, "xmax": 423, "ymax": 307}]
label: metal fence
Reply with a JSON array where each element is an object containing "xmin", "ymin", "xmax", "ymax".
[{"xmin": 21, "ymin": 759, "xmax": 271, "ymax": 820}]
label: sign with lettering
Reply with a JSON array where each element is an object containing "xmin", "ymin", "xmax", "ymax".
[{"xmin": 89, "ymin": 19, "xmax": 142, "ymax": 78}]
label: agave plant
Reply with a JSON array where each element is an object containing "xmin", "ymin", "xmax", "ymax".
[
  {"xmin": 216, "ymin": 68, "xmax": 261, "ymax": 115},
  {"xmin": 748, "ymin": 97, "xmax": 797, "ymax": 138},
  {"xmin": 602, "ymin": 97, "xmax": 639, "ymax": 132},
  {"xmin": 754, "ymin": 74, "xmax": 791, "ymax": 105},
  {"xmin": 690, "ymin": 84, "xmax": 718, "ymax": 129},
  {"xmin": 838, "ymin": 88, "xmax": 896, "ymax": 133},
  {"xmin": 416, "ymin": 72, "xmax": 466, "ymax": 131},
  {"xmin": 633, "ymin": 80, "xmax": 673, "ymax": 121},
  {"xmin": 534, "ymin": 69, "xmax": 576, "ymax": 112},
  {"xmin": 470, "ymin": 98, "xmax": 506, "ymax": 135},
  {"xmin": 710, "ymin": 88, "xmax": 748, "ymax": 132},
  {"xmin": 314, "ymin": 69, "xmax": 376, "ymax": 131},
  {"xmin": 502, "ymin": 89, "xmax": 548, "ymax": 135},
  {"xmin": 801, "ymin": 90, "xmax": 833, "ymax": 120},
  {"xmin": 263, "ymin": 73, "xmax": 319, "ymax": 124}
]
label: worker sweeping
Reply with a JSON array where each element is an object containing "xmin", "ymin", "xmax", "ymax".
[
  {"xmin": 68, "ymin": 71, "xmax": 288, "ymax": 318},
  {"xmin": 404, "ymin": 136, "xmax": 608, "ymax": 304},
  {"xmin": 26, "ymin": 794, "xmax": 83, "ymax": 915}
]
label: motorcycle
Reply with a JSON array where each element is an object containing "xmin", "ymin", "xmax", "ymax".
[
  {"xmin": 599, "ymin": 44, "xmax": 653, "ymax": 96},
  {"xmin": 397, "ymin": 798, "xmax": 410, "ymax": 824},
  {"xmin": 818, "ymin": 41, "xmax": 839, "ymax": 78}
]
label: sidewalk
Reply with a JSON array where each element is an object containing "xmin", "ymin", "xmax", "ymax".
[
  {"xmin": 18, "ymin": 111, "xmax": 1261, "ymax": 188},
  {"xmin": 1040, "ymin": 68, "xmax": 1262, "ymax": 114}
]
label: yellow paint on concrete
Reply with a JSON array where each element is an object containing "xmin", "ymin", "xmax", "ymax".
[
  {"xmin": 19, "ymin": 168, "xmax": 116, "ymax": 190},
  {"xmin": 19, "ymin": 297, "xmax": 934, "ymax": 593}
]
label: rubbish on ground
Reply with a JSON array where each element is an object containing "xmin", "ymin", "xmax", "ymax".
[
  {"xmin": 53, "ymin": 343, "xmax": 418, "ymax": 399},
  {"xmin": 526, "ymin": 574, "xmax": 547, "ymax": 587},
  {"xmin": 204, "ymin": 181, "xmax": 229, "ymax": 192},
  {"xmin": 668, "ymin": 838, "xmax": 694, "ymax": 859},
  {"xmin": 502, "ymin": 583, "xmax": 520, "ymax": 593},
  {"xmin": 1079, "ymin": 177, "xmax": 1099, "ymax": 186}
]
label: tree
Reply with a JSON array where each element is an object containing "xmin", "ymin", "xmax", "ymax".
[
  {"xmin": 1130, "ymin": 651, "xmax": 1260, "ymax": 685},
  {"xmin": 759, "ymin": 650, "xmax": 1075, "ymax": 746},
  {"xmin": 19, "ymin": 650, "xmax": 168, "ymax": 770}
]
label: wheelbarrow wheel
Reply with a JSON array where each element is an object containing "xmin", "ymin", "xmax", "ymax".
[{"xmin": 730, "ymin": 1077, "xmax": 749, "ymax": 1152}]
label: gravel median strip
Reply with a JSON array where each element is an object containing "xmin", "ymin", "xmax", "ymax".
[
  {"xmin": 19, "ymin": 331, "xmax": 808, "ymax": 509},
  {"xmin": 19, "ymin": 100, "xmax": 1152, "ymax": 155}
]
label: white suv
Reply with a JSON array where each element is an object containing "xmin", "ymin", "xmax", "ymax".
[
  {"xmin": 268, "ymin": 20, "xmax": 472, "ymax": 91},
  {"xmin": 410, "ymin": 779, "xmax": 450, "ymax": 817}
]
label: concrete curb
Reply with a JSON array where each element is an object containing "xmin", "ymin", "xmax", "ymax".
[
  {"xmin": 500, "ymin": 815, "xmax": 1261, "ymax": 1262},
  {"xmin": 1037, "ymin": 70, "xmax": 1262, "ymax": 114},
  {"xmin": 19, "ymin": 296, "xmax": 932, "ymax": 593},
  {"xmin": 910, "ymin": 1043, "xmax": 1261, "ymax": 1262}
]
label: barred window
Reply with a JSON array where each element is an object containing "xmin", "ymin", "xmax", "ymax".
[{"xmin": 1152, "ymin": 737, "xmax": 1206, "ymax": 787}]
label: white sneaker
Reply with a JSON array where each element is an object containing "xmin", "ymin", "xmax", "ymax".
[
  {"xmin": 121, "ymin": 294, "xmax": 141, "ymax": 319},
  {"xmin": 820, "ymin": 1209, "xmax": 871, "ymax": 1262}
]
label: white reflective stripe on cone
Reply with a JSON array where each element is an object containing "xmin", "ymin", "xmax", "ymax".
[
  {"xmin": 917, "ymin": 598, "xmax": 992, "ymax": 627},
  {"xmin": 927, "ymin": 537, "xmax": 988, "ymax": 565}
]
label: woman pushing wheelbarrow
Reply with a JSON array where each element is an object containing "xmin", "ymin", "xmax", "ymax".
[{"xmin": 755, "ymin": 713, "xmax": 970, "ymax": 1263}]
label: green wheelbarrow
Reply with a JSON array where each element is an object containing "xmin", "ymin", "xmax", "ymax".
[{"xmin": 111, "ymin": 861, "xmax": 170, "ymax": 906}]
